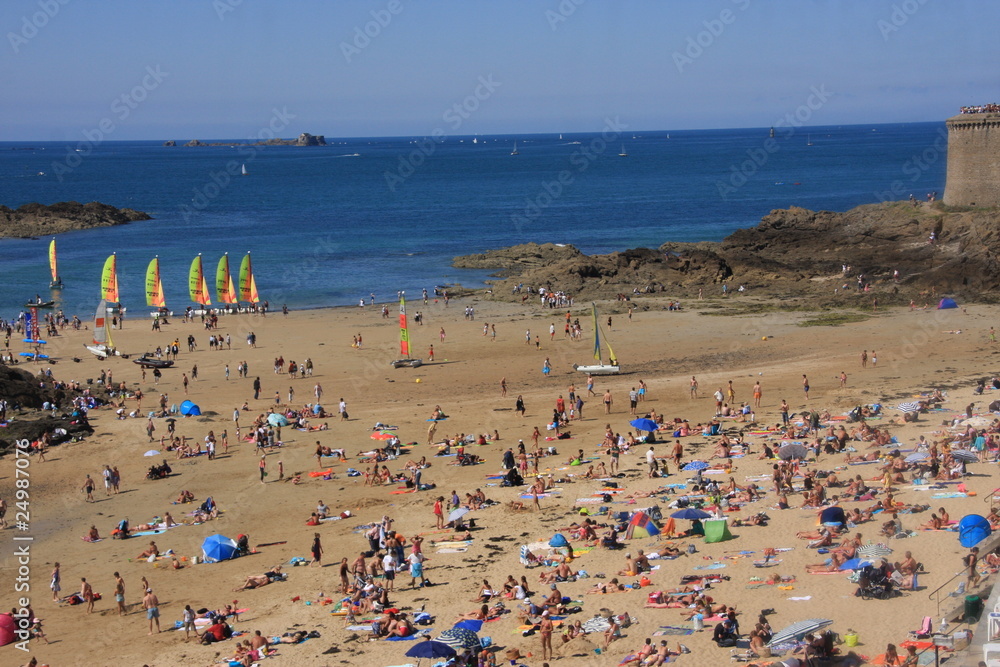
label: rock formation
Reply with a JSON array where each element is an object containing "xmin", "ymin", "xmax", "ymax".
[
  {"xmin": 0, "ymin": 365, "xmax": 98, "ymax": 454},
  {"xmin": 454, "ymin": 202, "xmax": 1000, "ymax": 304},
  {"xmin": 0, "ymin": 201, "xmax": 151, "ymax": 238},
  {"xmin": 176, "ymin": 133, "xmax": 326, "ymax": 147}
]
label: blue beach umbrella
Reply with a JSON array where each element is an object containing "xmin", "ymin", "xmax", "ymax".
[
  {"xmin": 437, "ymin": 626, "xmax": 481, "ymax": 650},
  {"xmin": 267, "ymin": 413, "xmax": 289, "ymax": 427},
  {"xmin": 454, "ymin": 619, "xmax": 484, "ymax": 632},
  {"xmin": 671, "ymin": 508, "xmax": 711, "ymax": 520},
  {"xmin": 630, "ymin": 418, "xmax": 658, "ymax": 433},
  {"xmin": 682, "ymin": 460, "xmax": 709, "ymax": 472},
  {"xmin": 838, "ymin": 558, "xmax": 873, "ymax": 571},
  {"xmin": 405, "ymin": 639, "xmax": 457, "ymax": 660},
  {"xmin": 201, "ymin": 534, "xmax": 239, "ymax": 563}
]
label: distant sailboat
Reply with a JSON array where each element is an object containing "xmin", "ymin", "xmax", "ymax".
[
  {"xmin": 101, "ymin": 253, "xmax": 119, "ymax": 303},
  {"xmin": 769, "ymin": 127, "xmax": 775, "ymax": 138},
  {"xmin": 559, "ymin": 133, "xmax": 563, "ymax": 140},
  {"xmin": 472, "ymin": 137, "xmax": 478, "ymax": 144},
  {"xmin": 619, "ymin": 144, "xmax": 628, "ymax": 157},
  {"xmin": 807, "ymin": 134, "xmax": 813, "ymax": 146},
  {"xmin": 510, "ymin": 141, "xmax": 519, "ymax": 156},
  {"xmin": 241, "ymin": 163, "xmax": 248, "ymax": 176},
  {"xmin": 48, "ymin": 238, "xmax": 62, "ymax": 288}
]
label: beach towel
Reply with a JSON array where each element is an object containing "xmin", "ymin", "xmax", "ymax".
[{"xmin": 652, "ymin": 626, "xmax": 694, "ymax": 636}]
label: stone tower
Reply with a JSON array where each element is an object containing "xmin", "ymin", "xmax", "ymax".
[{"xmin": 944, "ymin": 110, "xmax": 1000, "ymax": 207}]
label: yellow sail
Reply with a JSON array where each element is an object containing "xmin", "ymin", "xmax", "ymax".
[
  {"xmin": 239, "ymin": 252, "xmax": 259, "ymax": 304},
  {"xmin": 216, "ymin": 254, "xmax": 238, "ymax": 304},
  {"xmin": 48, "ymin": 238, "xmax": 58, "ymax": 282},
  {"xmin": 146, "ymin": 257, "xmax": 165, "ymax": 308},
  {"xmin": 101, "ymin": 254, "xmax": 119, "ymax": 302},
  {"xmin": 189, "ymin": 254, "xmax": 211, "ymax": 306}
]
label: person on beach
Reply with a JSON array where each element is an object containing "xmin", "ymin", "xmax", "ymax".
[
  {"xmin": 143, "ymin": 588, "xmax": 160, "ymax": 634},
  {"xmin": 310, "ymin": 532, "xmax": 323, "ymax": 566},
  {"xmin": 81, "ymin": 577, "xmax": 95, "ymax": 614},
  {"xmin": 515, "ymin": 395, "xmax": 526, "ymax": 417},
  {"xmin": 802, "ymin": 374, "xmax": 810, "ymax": 400},
  {"xmin": 690, "ymin": 376, "xmax": 698, "ymax": 398},
  {"xmin": 500, "ymin": 377, "xmax": 507, "ymax": 397},
  {"xmin": 604, "ymin": 389, "xmax": 613, "ymax": 414},
  {"xmin": 259, "ymin": 456, "xmax": 267, "ymax": 484},
  {"xmin": 114, "ymin": 572, "xmax": 126, "ymax": 615},
  {"xmin": 50, "ymin": 562, "xmax": 61, "ymax": 601}
]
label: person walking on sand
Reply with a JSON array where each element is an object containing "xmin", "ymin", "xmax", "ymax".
[
  {"xmin": 50, "ymin": 563, "xmax": 61, "ymax": 601},
  {"xmin": 753, "ymin": 381, "xmax": 762, "ymax": 408},
  {"xmin": 253, "ymin": 377, "xmax": 261, "ymax": 400},
  {"xmin": 81, "ymin": 577, "xmax": 95, "ymax": 614},
  {"xmin": 259, "ymin": 456, "xmax": 267, "ymax": 484},
  {"xmin": 143, "ymin": 588, "xmax": 161, "ymax": 634},
  {"xmin": 428, "ymin": 345, "xmax": 435, "ymax": 362},
  {"xmin": 966, "ymin": 546, "xmax": 982, "ymax": 590},
  {"xmin": 802, "ymin": 374, "xmax": 810, "ymax": 400},
  {"xmin": 629, "ymin": 387, "xmax": 638, "ymax": 415},
  {"xmin": 434, "ymin": 496, "xmax": 445, "ymax": 528},
  {"xmin": 861, "ymin": 350, "xmax": 868, "ymax": 368},
  {"xmin": 182, "ymin": 604, "xmax": 199, "ymax": 641},
  {"xmin": 439, "ymin": 327, "xmax": 446, "ymax": 342},
  {"xmin": 587, "ymin": 373, "xmax": 596, "ymax": 396},
  {"xmin": 182, "ymin": 373, "xmax": 189, "ymax": 395},
  {"xmin": 840, "ymin": 371, "xmax": 848, "ymax": 388},
  {"xmin": 690, "ymin": 376, "xmax": 698, "ymax": 398},
  {"xmin": 500, "ymin": 377, "xmax": 507, "ymax": 397},
  {"xmin": 310, "ymin": 533, "xmax": 323, "ymax": 566},
  {"xmin": 339, "ymin": 398, "xmax": 348, "ymax": 421},
  {"xmin": 871, "ymin": 350, "xmax": 877, "ymax": 367},
  {"xmin": 114, "ymin": 571, "xmax": 126, "ymax": 616},
  {"xmin": 314, "ymin": 383, "xmax": 323, "ymax": 401},
  {"xmin": 81, "ymin": 474, "xmax": 95, "ymax": 502},
  {"xmin": 604, "ymin": 389, "xmax": 613, "ymax": 414},
  {"xmin": 427, "ymin": 421, "xmax": 438, "ymax": 445}
]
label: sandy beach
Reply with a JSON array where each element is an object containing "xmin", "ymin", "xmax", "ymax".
[{"xmin": 2, "ymin": 292, "xmax": 998, "ymax": 667}]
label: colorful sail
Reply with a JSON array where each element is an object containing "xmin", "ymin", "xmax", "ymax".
[
  {"xmin": 591, "ymin": 304, "xmax": 602, "ymax": 362},
  {"xmin": 189, "ymin": 254, "xmax": 211, "ymax": 306},
  {"xmin": 48, "ymin": 238, "xmax": 58, "ymax": 283},
  {"xmin": 101, "ymin": 254, "xmax": 119, "ymax": 302},
  {"xmin": 216, "ymin": 253, "xmax": 238, "ymax": 304},
  {"xmin": 399, "ymin": 295, "xmax": 411, "ymax": 357},
  {"xmin": 146, "ymin": 257, "xmax": 165, "ymax": 308},
  {"xmin": 93, "ymin": 299, "xmax": 107, "ymax": 347},
  {"xmin": 239, "ymin": 252, "xmax": 259, "ymax": 304}
]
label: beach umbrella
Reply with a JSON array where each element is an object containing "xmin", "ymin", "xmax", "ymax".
[
  {"xmin": 165, "ymin": 417, "xmax": 177, "ymax": 423},
  {"xmin": 766, "ymin": 618, "xmax": 833, "ymax": 647},
  {"xmin": 671, "ymin": 508, "xmax": 711, "ymax": 520},
  {"xmin": 905, "ymin": 452, "xmax": 930, "ymax": 463},
  {"xmin": 778, "ymin": 443, "xmax": 809, "ymax": 461},
  {"xmin": 682, "ymin": 460, "xmax": 709, "ymax": 472},
  {"xmin": 952, "ymin": 450, "xmax": 978, "ymax": 463},
  {"xmin": 962, "ymin": 416, "xmax": 992, "ymax": 429},
  {"xmin": 267, "ymin": 413, "xmax": 289, "ymax": 427},
  {"xmin": 405, "ymin": 639, "xmax": 457, "ymax": 660},
  {"xmin": 370, "ymin": 431, "xmax": 397, "ymax": 440},
  {"xmin": 201, "ymin": 534, "xmax": 239, "ymax": 563},
  {"xmin": 857, "ymin": 543, "xmax": 893, "ymax": 559},
  {"xmin": 630, "ymin": 418, "xmax": 658, "ymax": 433},
  {"xmin": 448, "ymin": 507, "xmax": 470, "ymax": 523},
  {"xmin": 437, "ymin": 626, "xmax": 481, "ymax": 651},
  {"xmin": 896, "ymin": 402, "xmax": 922, "ymax": 413},
  {"xmin": 838, "ymin": 558, "xmax": 873, "ymax": 571},
  {"xmin": 144, "ymin": 449, "xmax": 160, "ymax": 457},
  {"xmin": 454, "ymin": 619, "xmax": 484, "ymax": 632}
]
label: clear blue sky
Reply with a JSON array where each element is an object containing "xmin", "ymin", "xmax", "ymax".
[{"xmin": 1, "ymin": 0, "xmax": 997, "ymax": 140}]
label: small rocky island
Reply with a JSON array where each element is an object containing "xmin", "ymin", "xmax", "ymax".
[
  {"xmin": 0, "ymin": 201, "xmax": 151, "ymax": 238},
  {"xmin": 166, "ymin": 133, "xmax": 327, "ymax": 147}
]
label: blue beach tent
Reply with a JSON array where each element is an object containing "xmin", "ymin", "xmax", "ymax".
[
  {"xmin": 958, "ymin": 514, "xmax": 991, "ymax": 548},
  {"xmin": 180, "ymin": 400, "xmax": 202, "ymax": 416},
  {"xmin": 938, "ymin": 298, "xmax": 958, "ymax": 309}
]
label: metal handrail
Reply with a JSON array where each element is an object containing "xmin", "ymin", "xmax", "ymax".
[{"xmin": 928, "ymin": 570, "xmax": 967, "ymax": 617}]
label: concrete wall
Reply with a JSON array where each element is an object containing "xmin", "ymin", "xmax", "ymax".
[{"xmin": 945, "ymin": 113, "xmax": 1000, "ymax": 207}]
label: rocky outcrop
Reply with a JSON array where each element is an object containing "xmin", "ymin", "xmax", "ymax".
[
  {"xmin": 454, "ymin": 202, "xmax": 1000, "ymax": 304},
  {"xmin": 179, "ymin": 133, "xmax": 327, "ymax": 147},
  {"xmin": 163, "ymin": 140, "xmax": 176, "ymax": 147},
  {"xmin": 0, "ymin": 201, "xmax": 151, "ymax": 238},
  {"xmin": 0, "ymin": 366, "xmax": 98, "ymax": 454}
]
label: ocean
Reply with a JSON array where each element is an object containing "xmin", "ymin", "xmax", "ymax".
[{"xmin": 0, "ymin": 122, "xmax": 946, "ymax": 319}]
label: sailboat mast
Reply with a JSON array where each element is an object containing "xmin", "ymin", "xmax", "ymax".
[
  {"xmin": 399, "ymin": 294, "xmax": 410, "ymax": 357},
  {"xmin": 592, "ymin": 303, "xmax": 603, "ymax": 365}
]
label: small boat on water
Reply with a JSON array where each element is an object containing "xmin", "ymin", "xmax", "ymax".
[
  {"xmin": 510, "ymin": 141, "xmax": 519, "ymax": 156},
  {"xmin": 619, "ymin": 143, "xmax": 628, "ymax": 157},
  {"xmin": 241, "ymin": 163, "xmax": 248, "ymax": 176},
  {"xmin": 25, "ymin": 300, "xmax": 55, "ymax": 308},
  {"xmin": 574, "ymin": 303, "xmax": 621, "ymax": 375}
]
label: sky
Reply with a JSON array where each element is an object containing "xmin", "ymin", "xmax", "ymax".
[{"xmin": 0, "ymin": 0, "xmax": 997, "ymax": 141}]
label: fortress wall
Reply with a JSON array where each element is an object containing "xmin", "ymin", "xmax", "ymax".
[{"xmin": 944, "ymin": 113, "xmax": 1000, "ymax": 207}]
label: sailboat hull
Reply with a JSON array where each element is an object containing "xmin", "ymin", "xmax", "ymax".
[
  {"xmin": 573, "ymin": 363, "xmax": 621, "ymax": 375},
  {"xmin": 391, "ymin": 358, "xmax": 423, "ymax": 369}
]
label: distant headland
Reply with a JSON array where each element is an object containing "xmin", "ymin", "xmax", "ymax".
[
  {"xmin": 0, "ymin": 201, "xmax": 151, "ymax": 238},
  {"xmin": 163, "ymin": 133, "xmax": 326, "ymax": 147}
]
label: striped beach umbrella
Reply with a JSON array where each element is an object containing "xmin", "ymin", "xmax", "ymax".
[
  {"xmin": 767, "ymin": 618, "xmax": 833, "ymax": 647},
  {"xmin": 437, "ymin": 626, "xmax": 480, "ymax": 650},
  {"xmin": 952, "ymin": 450, "xmax": 978, "ymax": 463},
  {"xmin": 896, "ymin": 402, "xmax": 922, "ymax": 413},
  {"xmin": 857, "ymin": 543, "xmax": 893, "ymax": 559}
]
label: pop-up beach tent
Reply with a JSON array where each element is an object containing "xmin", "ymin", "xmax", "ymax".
[
  {"xmin": 180, "ymin": 400, "xmax": 202, "ymax": 416},
  {"xmin": 820, "ymin": 506, "xmax": 847, "ymax": 528},
  {"xmin": 938, "ymin": 298, "xmax": 958, "ymax": 309},
  {"xmin": 958, "ymin": 514, "xmax": 992, "ymax": 548},
  {"xmin": 703, "ymin": 519, "xmax": 733, "ymax": 543},
  {"xmin": 625, "ymin": 511, "xmax": 661, "ymax": 539}
]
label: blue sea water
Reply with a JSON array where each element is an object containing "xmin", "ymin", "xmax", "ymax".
[{"xmin": 0, "ymin": 122, "xmax": 945, "ymax": 319}]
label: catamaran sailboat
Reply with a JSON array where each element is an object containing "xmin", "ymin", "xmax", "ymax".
[
  {"xmin": 391, "ymin": 294, "xmax": 422, "ymax": 368},
  {"xmin": 573, "ymin": 303, "xmax": 621, "ymax": 375},
  {"xmin": 48, "ymin": 238, "xmax": 63, "ymax": 288},
  {"xmin": 510, "ymin": 141, "xmax": 519, "ymax": 156}
]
